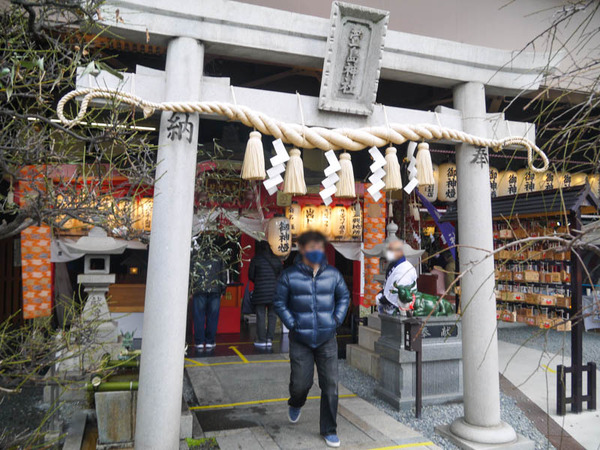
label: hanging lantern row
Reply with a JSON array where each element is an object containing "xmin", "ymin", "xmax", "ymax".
[
  {"xmin": 241, "ymin": 132, "xmax": 435, "ymax": 200},
  {"xmin": 285, "ymin": 202, "xmax": 362, "ymax": 241},
  {"xmin": 433, "ymin": 163, "xmax": 597, "ymax": 204},
  {"xmin": 496, "ymin": 170, "xmax": 589, "ymax": 197},
  {"xmin": 54, "ymin": 195, "xmax": 154, "ymax": 232}
]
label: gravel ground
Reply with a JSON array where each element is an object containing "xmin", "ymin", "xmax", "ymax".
[
  {"xmin": 498, "ymin": 323, "xmax": 600, "ymax": 366},
  {"xmin": 0, "ymin": 386, "xmax": 88, "ymax": 448},
  {"xmin": 339, "ymin": 360, "xmax": 555, "ymax": 450},
  {"xmin": 0, "ymin": 386, "xmax": 48, "ymax": 447}
]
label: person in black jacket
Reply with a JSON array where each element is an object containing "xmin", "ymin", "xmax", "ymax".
[
  {"xmin": 190, "ymin": 237, "xmax": 228, "ymax": 350},
  {"xmin": 248, "ymin": 241, "xmax": 282, "ymax": 347},
  {"xmin": 273, "ymin": 231, "xmax": 350, "ymax": 448}
]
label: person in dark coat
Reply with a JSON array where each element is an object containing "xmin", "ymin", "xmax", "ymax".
[
  {"xmin": 190, "ymin": 239, "xmax": 227, "ymax": 350},
  {"xmin": 248, "ymin": 240, "xmax": 282, "ymax": 347},
  {"xmin": 273, "ymin": 231, "xmax": 350, "ymax": 448}
]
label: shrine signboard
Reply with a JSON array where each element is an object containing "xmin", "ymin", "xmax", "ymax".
[{"xmin": 319, "ymin": 2, "xmax": 389, "ymax": 116}]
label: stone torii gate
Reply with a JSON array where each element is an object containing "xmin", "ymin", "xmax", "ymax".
[{"xmin": 80, "ymin": 1, "xmax": 552, "ymax": 448}]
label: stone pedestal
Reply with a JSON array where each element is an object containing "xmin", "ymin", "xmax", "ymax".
[
  {"xmin": 79, "ymin": 274, "xmax": 119, "ymax": 343},
  {"xmin": 55, "ymin": 274, "xmax": 121, "ymax": 375},
  {"xmin": 348, "ymin": 313, "xmax": 382, "ymax": 378},
  {"xmin": 95, "ymin": 392, "xmax": 193, "ymax": 448},
  {"xmin": 375, "ymin": 314, "xmax": 463, "ymax": 409}
]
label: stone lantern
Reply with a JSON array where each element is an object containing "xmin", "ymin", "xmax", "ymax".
[{"xmin": 65, "ymin": 226, "xmax": 127, "ymax": 344}]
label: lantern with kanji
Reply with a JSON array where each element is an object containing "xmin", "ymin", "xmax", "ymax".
[
  {"xmin": 56, "ymin": 194, "xmax": 86, "ymax": 230},
  {"xmin": 112, "ymin": 198, "xmax": 136, "ymax": 228},
  {"xmin": 300, "ymin": 204, "xmax": 319, "ymax": 233},
  {"xmin": 267, "ymin": 216, "xmax": 291, "ymax": 257},
  {"xmin": 489, "ymin": 167, "xmax": 499, "ymax": 198},
  {"xmin": 346, "ymin": 203, "xmax": 363, "ymax": 240},
  {"xmin": 437, "ymin": 163, "xmax": 458, "ymax": 202},
  {"xmin": 517, "ymin": 168, "xmax": 537, "ymax": 194},
  {"xmin": 498, "ymin": 171, "xmax": 518, "ymax": 196},
  {"xmin": 589, "ymin": 174, "xmax": 600, "ymax": 197},
  {"xmin": 558, "ymin": 172, "xmax": 573, "ymax": 189},
  {"xmin": 285, "ymin": 202, "xmax": 301, "ymax": 236},
  {"xmin": 318, "ymin": 205, "xmax": 332, "ymax": 237},
  {"xmin": 571, "ymin": 173, "xmax": 587, "ymax": 187},
  {"xmin": 537, "ymin": 171, "xmax": 557, "ymax": 191},
  {"xmin": 422, "ymin": 164, "xmax": 439, "ymax": 202},
  {"xmin": 331, "ymin": 204, "xmax": 348, "ymax": 239},
  {"xmin": 133, "ymin": 197, "xmax": 153, "ymax": 231}
]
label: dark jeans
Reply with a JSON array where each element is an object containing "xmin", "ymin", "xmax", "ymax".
[
  {"xmin": 288, "ymin": 335, "xmax": 338, "ymax": 436},
  {"xmin": 255, "ymin": 304, "xmax": 276, "ymax": 342},
  {"xmin": 192, "ymin": 292, "xmax": 221, "ymax": 345}
]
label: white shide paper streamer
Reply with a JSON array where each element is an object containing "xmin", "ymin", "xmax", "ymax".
[
  {"xmin": 404, "ymin": 141, "xmax": 419, "ymax": 194},
  {"xmin": 367, "ymin": 146, "xmax": 387, "ymax": 201},
  {"xmin": 263, "ymin": 139, "xmax": 289, "ymax": 195},
  {"xmin": 319, "ymin": 150, "xmax": 341, "ymax": 205}
]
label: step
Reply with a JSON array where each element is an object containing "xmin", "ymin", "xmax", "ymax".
[
  {"xmin": 367, "ymin": 312, "xmax": 381, "ymax": 331},
  {"xmin": 358, "ymin": 325, "xmax": 381, "ymax": 352},
  {"xmin": 347, "ymin": 344, "xmax": 380, "ymax": 379}
]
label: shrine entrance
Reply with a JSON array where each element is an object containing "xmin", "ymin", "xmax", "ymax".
[{"xmin": 57, "ymin": 1, "xmax": 553, "ymax": 448}]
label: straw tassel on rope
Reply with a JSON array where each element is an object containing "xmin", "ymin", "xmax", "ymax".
[
  {"xmin": 283, "ymin": 148, "xmax": 306, "ymax": 195},
  {"xmin": 383, "ymin": 146, "xmax": 402, "ymax": 191},
  {"xmin": 241, "ymin": 131, "xmax": 266, "ymax": 180},
  {"xmin": 336, "ymin": 152, "xmax": 356, "ymax": 198},
  {"xmin": 416, "ymin": 142, "xmax": 435, "ymax": 185}
]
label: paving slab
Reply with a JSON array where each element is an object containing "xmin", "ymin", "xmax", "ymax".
[
  {"xmin": 186, "ymin": 353, "xmax": 437, "ymax": 449},
  {"xmin": 262, "ymin": 402, "xmax": 373, "ymax": 449},
  {"xmin": 212, "ymin": 428, "xmax": 274, "ymax": 450},
  {"xmin": 185, "ymin": 366, "xmax": 228, "ymax": 406},
  {"xmin": 498, "ymin": 339, "xmax": 600, "ymax": 450},
  {"xmin": 339, "ymin": 396, "xmax": 423, "ymax": 442}
]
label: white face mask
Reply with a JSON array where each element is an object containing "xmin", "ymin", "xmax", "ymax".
[{"xmin": 385, "ymin": 250, "xmax": 396, "ymax": 262}]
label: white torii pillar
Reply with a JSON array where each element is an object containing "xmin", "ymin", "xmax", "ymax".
[
  {"xmin": 447, "ymin": 82, "xmax": 518, "ymax": 446},
  {"xmin": 135, "ymin": 37, "xmax": 203, "ymax": 449}
]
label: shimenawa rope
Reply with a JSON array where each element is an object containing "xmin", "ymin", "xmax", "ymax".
[{"xmin": 56, "ymin": 88, "xmax": 549, "ymax": 173}]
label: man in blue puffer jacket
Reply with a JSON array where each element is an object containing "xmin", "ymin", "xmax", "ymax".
[{"xmin": 273, "ymin": 231, "xmax": 350, "ymax": 448}]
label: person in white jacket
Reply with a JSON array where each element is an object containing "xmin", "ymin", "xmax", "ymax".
[{"xmin": 376, "ymin": 239, "xmax": 418, "ymax": 315}]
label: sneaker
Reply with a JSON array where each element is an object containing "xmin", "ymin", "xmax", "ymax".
[
  {"xmin": 254, "ymin": 341, "xmax": 268, "ymax": 348},
  {"xmin": 288, "ymin": 406, "xmax": 301, "ymax": 424},
  {"xmin": 205, "ymin": 343, "xmax": 216, "ymax": 350},
  {"xmin": 323, "ymin": 434, "xmax": 340, "ymax": 448},
  {"xmin": 194, "ymin": 343, "xmax": 204, "ymax": 350},
  {"xmin": 266, "ymin": 339, "xmax": 273, "ymax": 347}
]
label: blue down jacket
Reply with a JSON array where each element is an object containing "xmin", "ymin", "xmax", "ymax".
[{"xmin": 273, "ymin": 259, "xmax": 350, "ymax": 348}]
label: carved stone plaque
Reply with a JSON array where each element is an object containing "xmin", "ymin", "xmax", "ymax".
[{"xmin": 319, "ymin": 2, "xmax": 389, "ymax": 116}]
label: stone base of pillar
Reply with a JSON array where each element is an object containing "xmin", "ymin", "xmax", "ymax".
[{"xmin": 436, "ymin": 422, "xmax": 534, "ymax": 450}]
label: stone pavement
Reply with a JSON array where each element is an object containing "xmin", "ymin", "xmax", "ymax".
[
  {"xmin": 498, "ymin": 337, "xmax": 600, "ymax": 450},
  {"xmin": 184, "ymin": 351, "xmax": 439, "ymax": 450}
]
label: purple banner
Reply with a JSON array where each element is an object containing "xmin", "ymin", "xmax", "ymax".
[{"xmin": 416, "ymin": 189, "xmax": 457, "ymax": 260}]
